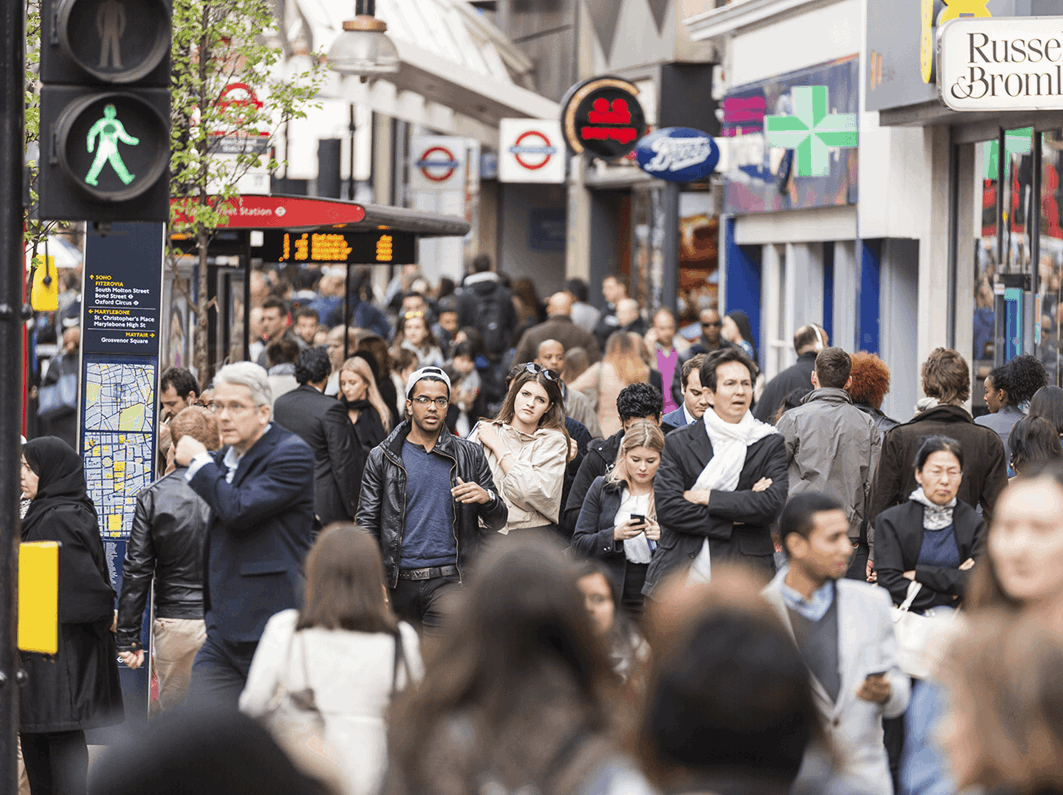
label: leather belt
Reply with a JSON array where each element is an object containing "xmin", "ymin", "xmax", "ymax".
[{"xmin": 398, "ymin": 565, "xmax": 458, "ymax": 581}]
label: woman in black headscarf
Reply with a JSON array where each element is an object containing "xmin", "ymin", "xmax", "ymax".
[{"xmin": 20, "ymin": 437, "xmax": 123, "ymax": 795}]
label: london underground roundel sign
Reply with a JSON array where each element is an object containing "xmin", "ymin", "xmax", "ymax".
[
  {"xmin": 416, "ymin": 146, "xmax": 461, "ymax": 182},
  {"xmin": 635, "ymin": 127, "xmax": 720, "ymax": 182},
  {"xmin": 561, "ymin": 76, "xmax": 646, "ymax": 160}
]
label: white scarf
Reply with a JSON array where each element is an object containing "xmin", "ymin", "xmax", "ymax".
[{"xmin": 688, "ymin": 408, "xmax": 779, "ymax": 583}]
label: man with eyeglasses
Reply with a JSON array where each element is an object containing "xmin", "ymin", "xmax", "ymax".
[
  {"xmin": 174, "ymin": 362, "xmax": 316, "ymax": 706},
  {"xmin": 670, "ymin": 309, "xmax": 737, "ymax": 408},
  {"xmin": 357, "ymin": 366, "xmax": 508, "ymax": 632}
]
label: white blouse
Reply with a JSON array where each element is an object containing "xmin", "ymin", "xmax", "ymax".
[{"xmin": 614, "ymin": 489, "xmax": 653, "ymax": 564}]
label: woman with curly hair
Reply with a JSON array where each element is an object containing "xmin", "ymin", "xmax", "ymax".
[
  {"xmin": 977, "ymin": 354, "xmax": 1048, "ymax": 448},
  {"xmin": 846, "ymin": 351, "xmax": 899, "ymax": 437}
]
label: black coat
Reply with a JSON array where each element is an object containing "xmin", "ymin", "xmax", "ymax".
[
  {"xmin": 356, "ymin": 421, "xmax": 509, "ymax": 587},
  {"xmin": 874, "ymin": 500, "xmax": 986, "ymax": 612},
  {"xmin": 752, "ymin": 351, "xmax": 817, "ymax": 422},
  {"xmin": 644, "ymin": 420, "xmax": 789, "ymax": 596},
  {"xmin": 273, "ymin": 384, "xmax": 362, "ymax": 526},
  {"xmin": 571, "ymin": 477, "xmax": 651, "ymax": 596},
  {"xmin": 869, "ymin": 404, "xmax": 1008, "ymax": 524},
  {"xmin": 20, "ymin": 437, "xmax": 123, "ymax": 733},
  {"xmin": 188, "ymin": 424, "xmax": 316, "ymax": 643},
  {"xmin": 562, "ymin": 421, "xmax": 678, "ymax": 538},
  {"xmin": 117, "ymin": 466, "xmax": 210, "ymax": 651},
  {"xmin": 562, "ymin": 430, "xmax": 624, "ymax": 538}
]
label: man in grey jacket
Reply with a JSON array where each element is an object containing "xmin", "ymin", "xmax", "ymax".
[{"xmin": 776, "ymin": 347, "xmax": 881, "ymax": 549}]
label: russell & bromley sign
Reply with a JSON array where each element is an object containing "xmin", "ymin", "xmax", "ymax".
[{"xmin": 939, "ymin": 17, "xmax": 1063, "ymax": 111}]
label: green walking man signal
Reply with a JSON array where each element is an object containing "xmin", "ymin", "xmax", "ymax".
[{"xmin": 85, "ymin": 103, "xmax": 139, "ymax": 186}]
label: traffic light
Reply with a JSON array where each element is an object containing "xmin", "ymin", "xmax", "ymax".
[{"xmin": 38, "ymin": 0, "xmax": 171, "ymax": 222}]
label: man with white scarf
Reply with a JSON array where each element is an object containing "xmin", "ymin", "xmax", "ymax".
[{"xmin": 644, "ymin": 347, "xmax": 789, "ymax": 597}]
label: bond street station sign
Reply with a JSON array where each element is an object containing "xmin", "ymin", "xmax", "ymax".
[{"xmin": 939, "ymin": 16, "xmax": 1063, "ymax": 111}]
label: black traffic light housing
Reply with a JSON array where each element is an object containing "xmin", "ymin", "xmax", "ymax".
[{"xmin": 38, "ymin": 0, "xmax": 172, "ymax": 222}]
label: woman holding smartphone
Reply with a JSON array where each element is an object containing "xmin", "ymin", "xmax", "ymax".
[{"xmin": 571, "ymin": 420, "xmax": 664, "ymax": 615}]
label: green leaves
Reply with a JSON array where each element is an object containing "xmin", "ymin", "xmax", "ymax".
[{"xmin": 168, "ymin": 0, "xmax": 326, "ymax": 237}]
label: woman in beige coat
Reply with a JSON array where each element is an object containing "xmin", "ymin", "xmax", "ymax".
[{"xmin": 469, "ymin": 364, "xmax": 570, "ymax": 535}]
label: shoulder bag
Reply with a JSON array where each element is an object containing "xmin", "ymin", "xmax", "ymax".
[
  {"xmin": 890, "ymin": 580, "xmax": 961, "ymax": 679},
  {"xmin": 261, "ymin": 627, "xmax": 326, "ymax": 746}
]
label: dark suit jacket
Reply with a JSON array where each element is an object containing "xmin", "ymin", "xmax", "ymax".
[
  {"xmin": 189, "ymin": 424, "xmax": 316, "ymax": 643},
  {"xmin": 272, "ymin": 384, "xmax": 361, "ymax": 525},
  {"xmin": 752, "ymin": 351, "xmax": 817, "ymax": 422},
  {"xmin": 874, "ymin": 500, "xmax": 986, "ymax": 612},
  {"xmin": 644, "ymin": 419, "xmax": 788, "ymax": 595}
]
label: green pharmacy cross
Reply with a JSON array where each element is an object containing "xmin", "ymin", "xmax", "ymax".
[
  {"xmin": 983, "ymin": 129, "xmax": 1032, "ymax": 181},
  {"xmin": 764, "ymin": 86, "xmax": 857, "ymax": 177},
  {"xmin": 85, "ymin": 104, "xmax": 139, "ymax": 187}
]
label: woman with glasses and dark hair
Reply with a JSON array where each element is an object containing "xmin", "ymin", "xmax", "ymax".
[
  {"xmin": 874, "ymin": 436, "xmax": 986, "ymax": 615},
  {"xmin": 469, "ymin": 363, "xmax": 571, "ymax": 536}
]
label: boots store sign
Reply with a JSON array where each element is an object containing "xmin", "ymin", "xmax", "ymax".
[{"xmin": 939, "ymin": 17, "xmax": 1063, "ymax": 111}]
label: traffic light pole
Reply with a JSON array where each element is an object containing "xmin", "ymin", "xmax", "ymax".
[{"xmin": 0, "ymin": 0, "xmax": 24, "ymax": 790}]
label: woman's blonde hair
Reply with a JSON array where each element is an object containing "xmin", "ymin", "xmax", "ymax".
[
  {"xmin": 605, "ymin": 331, "xmax": 650, "ymax": 386},
  {"xmin": 606, "ymin": 419, "xmax": 664, "ymax": 520},
  {"xmin": 340, "ymin": 355, "xmax": 392, "ymax": 432}
]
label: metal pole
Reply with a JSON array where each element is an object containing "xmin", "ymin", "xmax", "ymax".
[
  {"xmin": 0, "ymin": 0, "xmax": 25, "ymax": 789},
  {"xmin": 348, "ymin": 104, "xmax": 356, "ymax": 202}
]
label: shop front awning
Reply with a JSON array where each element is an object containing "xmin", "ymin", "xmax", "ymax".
[
  {"xmin": 286, "ymin": 0, "xmax": 559, "ymax": 146},
  {"xmin": 287, "ymin": 0, "xmax": 561, "ymax": 147}
]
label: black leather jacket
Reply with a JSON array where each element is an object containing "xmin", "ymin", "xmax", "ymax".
[
  {"xmin": 356, "ymin": 421, "xmax": 508, "ymax": 587},
  {"xmin": 116, "ymin": 467, "xmax": 210, "ymax": 651}
]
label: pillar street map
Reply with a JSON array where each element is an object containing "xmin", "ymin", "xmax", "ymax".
[{"xmin": 82, "ymin": 362, "xmax": 155, "ymax": 539}]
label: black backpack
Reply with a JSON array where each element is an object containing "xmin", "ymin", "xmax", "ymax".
[{"xmin": 477, "ymin": 287, "xmax": 511, "ymax": 357}]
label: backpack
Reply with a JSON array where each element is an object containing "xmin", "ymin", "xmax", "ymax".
[{"xmin": 477, "ymin": 288, "xmax": 511, "ymax": 357}]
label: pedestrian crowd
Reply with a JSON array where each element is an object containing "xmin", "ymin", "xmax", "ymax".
[{"xmin": 18, "ymin": 258, "xmax": 1063, "ymax": 795}]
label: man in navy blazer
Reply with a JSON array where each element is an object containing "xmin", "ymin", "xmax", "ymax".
[
  {"xmin": 175, "ymin": 361, "xmax": 315, "ymax": 705},
  {"xmin": 662, "ymin": 353, "xmax": 709, "ymax": 428}
]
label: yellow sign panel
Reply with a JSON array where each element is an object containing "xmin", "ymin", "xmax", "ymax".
[
  {"xmin": 31, "ymin": 256, "xmax": 59, "ymax": 312},
  {"xmin": 18, "ymin": 541, "xmax": 59, "ymax": 655}
]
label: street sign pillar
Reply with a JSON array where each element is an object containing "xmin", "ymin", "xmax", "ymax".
[
  {"xmin": 0, "ymin": 0, "xmax": 25, "ymax": 791},
  {"xmin": 79, "ymin": 222, "xmax": 165, "ymax": 736}
]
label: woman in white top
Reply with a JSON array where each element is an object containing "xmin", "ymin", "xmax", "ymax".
[
  {"xmin": 571, "ymin": 420, "xmax": 663, "ymax": 615},
  {"xmin": 469, "ymin": 363, "xmax": 570, "ymax": 535},
  {"xmin": 240, "ymin": 525, "xmax": 424, "ymax": 795}
]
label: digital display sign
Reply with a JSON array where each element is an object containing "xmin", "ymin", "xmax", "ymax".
[{"xmin": 257, "ymin": 230, "xmax": 416, "ymax": 264}]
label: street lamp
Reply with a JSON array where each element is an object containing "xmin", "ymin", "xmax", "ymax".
[{"xmin": 328, "ymin": 0, "xmax": 399, "ymax": 80}]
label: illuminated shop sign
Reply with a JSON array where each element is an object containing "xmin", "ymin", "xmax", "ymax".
[{"xmin": 561, "ymin": 76, "xmax": 647, "ymax": 160}]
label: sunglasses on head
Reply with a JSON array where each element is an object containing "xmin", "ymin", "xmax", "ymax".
[{"xmin": 522, "ymin": 362, "xmax": 559, "ymax": 382}]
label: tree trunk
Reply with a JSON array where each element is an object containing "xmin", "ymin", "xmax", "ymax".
[{"xmin": 194, "ymin": 224, "xmax": 210, "ymax": 379}]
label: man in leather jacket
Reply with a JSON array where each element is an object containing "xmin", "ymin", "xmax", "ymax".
[
  {"xmin": 357, "ymin": 366, "xmax": 507, "ymax": 632},
  {"xmin": 116, "ymin": 406, "xmax": 219, "ymax": 712}
]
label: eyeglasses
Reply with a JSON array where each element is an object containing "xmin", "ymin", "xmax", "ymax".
[
  {"xmin": 702, "ymin": 321, "xmax": 723, "ymax": 328},
  {"xmin": 208, "ymin": 402, "xmax": 257, "ymax": 415},
  {"xmin": 522, "ymin": 362, "xmax": 559, "ymax": 382},
  {"xmin": 412, "ymin": 396, "xmax": 450, "ymax": 408}
]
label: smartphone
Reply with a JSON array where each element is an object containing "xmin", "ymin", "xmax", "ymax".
[{"xmin": 629, "ymin": 514, "xmax": 646, "ymax": 526}]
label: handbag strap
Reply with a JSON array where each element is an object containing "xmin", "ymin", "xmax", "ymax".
[
  {"xmin": 391, "ymin": 629, "xmax": 406, "ymax": 694},
  {"xmin": 897, "ymin": 580, "xmax": 922, "ymax": 612}
]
